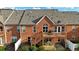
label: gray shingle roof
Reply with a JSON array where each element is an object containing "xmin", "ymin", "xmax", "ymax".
[
  {"xmin": 20, "ymin": 9, "xmax": 79, "ymax": 25},
  {"xmin": 0, "ymin": 9, "xmax": 12, "ymax": 23},
  {"xmin": 1, "ymin": 9, "xmax": 79, "ymax": 25},
  {"xmin": 4, "ymin": 10, "xmax": 24, "ymax": 25}
]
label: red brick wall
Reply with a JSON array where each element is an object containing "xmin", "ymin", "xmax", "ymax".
[
  {"xmin": 6, "ymin": 25, "xmax": 20, "ymax": 44},
  {"xmin": 20, "ymin": 16, "xmax": 55, "ymax": 42}
]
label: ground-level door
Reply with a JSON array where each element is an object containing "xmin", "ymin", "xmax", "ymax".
[
  {"xmin": 0, "ymin": 37, "xmax": 4, "ymax": 45},
  {"xmin": 58, "ymin": 38, "xmax": 65, "ymax": 47},
  {"xmin": 28, "ymin": 37, "xmax": 32, "ymax": 46}
]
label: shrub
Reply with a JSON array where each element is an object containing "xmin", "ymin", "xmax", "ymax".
[
  {"xmin": 29, "ymin": 45, "xmax": 38, "ymax": 51},
  {"xmin": 38, "ymin": 45, "xmax": 56, "ymax": 51},
  {"xmin": 75, "ymin": 43, "xmax": 79, "ymax": 51},
  {"xmin": 20, "ymin": 45, "xmax": 29, "ymax": 51},
  {"xmin": 38, "ymin": 46, "xmax": 44, "ymax": 51}
]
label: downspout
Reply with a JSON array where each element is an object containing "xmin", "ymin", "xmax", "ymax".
[{"xmin": 18, "ymin": 10, "xmax": 25, "ymax": 42}]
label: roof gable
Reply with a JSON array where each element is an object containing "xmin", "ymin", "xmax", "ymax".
[{"xmin": 36, "ymin": 15, "xmax": 55, "ymax": 25}]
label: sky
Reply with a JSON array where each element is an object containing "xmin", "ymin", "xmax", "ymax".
[{"xmin": 15, "ymin": 7, "xmax": 79, "ymax": 12}]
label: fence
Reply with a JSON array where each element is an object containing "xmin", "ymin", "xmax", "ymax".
[
  {"xmin": 15, "ymin": 39, "xmax": 21, "ymax": 51},
  {"xmin": 66, "ymin": 40, "xmax": 78, "ymax": 51}
]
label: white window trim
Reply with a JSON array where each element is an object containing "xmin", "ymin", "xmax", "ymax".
[
  {"xmin": 72, "ymin": 26, "xmax": 76, "ymax": 30},
  {"xmin": 56, "ymin": 26, "xmax": 62, "ymax": 33},
  {"xmin": 43, "ymin": 24, "xmax": 48, "ymax": 32},
  {"xmin": 22, "ymin": 26, "xmax": 26, "ymax": 32}
]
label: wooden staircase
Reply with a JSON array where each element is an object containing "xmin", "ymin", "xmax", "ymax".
[{"xmin": 32, "ymin": 31, "xmax": 43, "ymax": 45}]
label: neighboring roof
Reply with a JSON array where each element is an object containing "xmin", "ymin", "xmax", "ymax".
[
  {"xmin": 0, "ymin": 15, "xmax": 3, "ymax": 23},
  {"xmin": 4, "ymin": 10, "xmax": 24, "ymax": 25},
  {"xmin": 0, "ymin": 9, "xmax": 13, "ymax": 23},
  {"xmin": 1, "ymin": 9, "xmax": 79, "ymax": 25}
]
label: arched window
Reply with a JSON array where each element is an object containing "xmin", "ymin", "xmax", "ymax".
[{"xmin": 43, "ymin": 24, "xmax": 48, "ymax": 32}]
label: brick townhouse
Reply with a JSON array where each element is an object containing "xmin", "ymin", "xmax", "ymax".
[{"xmin": 0, "ymin": 9, "xmax": 79, "ymax": 46}]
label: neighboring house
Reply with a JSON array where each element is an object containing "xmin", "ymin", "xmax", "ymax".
[{"xmin": 0, "ymin": 9, "xmax": 79, "ymax": 46}]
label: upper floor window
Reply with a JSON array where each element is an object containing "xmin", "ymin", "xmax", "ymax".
[
  {"xmin": 33, "ymin": 26, "xmax": 36, "ymax": 32},
  {"xmin": 58, "ymin": 26, "xmax": 61, "ymax": 32},
  {"xmin": 62, "ymin": 26, "xmax": 65, "ymax": 32},
  {"xmin": 17, "ymin": 26, "xmax": 20, "ymax": 32},
  {"xmin": 72, "ymin": 26, "xmax": 76, "ymax": 32},
  {"xmin": 43, "ymin": 24, "xmax": 48, "ymax": 32},
  {"xmin": 22, "ymin": 26, "xmax": 26, "ymax": 32},
  {"xmin": 72, "ymin": 26, "xmax": 76, "ymax": 30},
  {"xmin": 54, "ymin": 26, "xmax": 65, "ymax": 33}
]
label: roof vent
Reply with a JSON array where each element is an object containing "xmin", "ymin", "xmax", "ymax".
[
  {"xmin": 57, "ymin": 20, "xmax": 61, "ymax": 23},
  {"xmin": 51, "ymin": 16, "xmax": 53, "ymax": 19}
]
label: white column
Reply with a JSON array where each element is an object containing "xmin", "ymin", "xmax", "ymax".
[{"xmin": 4, "ymin": 26, "xmax": 7, "ymax": 44}]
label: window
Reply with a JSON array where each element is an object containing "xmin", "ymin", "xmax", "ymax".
[
  {"xmin": 72, "ymin": 26, "xmax": 76, "ymax": 30},
  {"xmin": 12, "ymin": 36, "xmax": 17, "ymax": 43},
  {"xmin": 62, "ymin": 26, "xmax": 65, "ymax": 32},
  {"xmin": 22, "ymin": 26, "xmax": 26, "ymax": 32},
  {"xmin": 58, "ymin": 26, "xmax": 61, "ymax": 32},
  {"xmin": 43, "ymin": 24, "xmax": 48, "ymax": 32},
  {"xmin": 54, "ymin": 26, "xmax": 65, "ymax": 33},
  {"xmin": 33, "ymin": 26, "xmax": 36, "ymax": 32},
  {"xmin": 72, "ymin": 26, "xmax": 76, "ymax": 32},
  {"xmin": 17, "ymin": 26, "xmax": 20, "ymax": 32},
  {"xmin": 54, "ymin": 26, "xmax": 57, "ymax": 32}
]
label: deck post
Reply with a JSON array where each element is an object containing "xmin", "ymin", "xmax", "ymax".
[{"xmin": 42, "ymin": 37, "xmax": 44, "ymax": 45}]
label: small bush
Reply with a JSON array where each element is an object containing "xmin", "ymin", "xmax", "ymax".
[
  {"xmin": 29, "ymin": 45, "xmax": 38, "ymax": 51},
  {"xmin": 0, "ymin": 46, "xmax": 6, "ymax": 51},
  {"xmin": 20, "ymin": 46, "xmax": 29, "ymax": 51},
  {"xmin": 38, "ymin": 46, "xmax": 44, "ymax": 51}
]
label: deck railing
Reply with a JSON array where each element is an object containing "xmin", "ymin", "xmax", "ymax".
[
  {"xmin": 43, "ymin": 32, "xmax": 66, "ymax": 37},
  {"xmin": 32, "ymin": 31, "xmax": 43, "ymax": 44}
]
